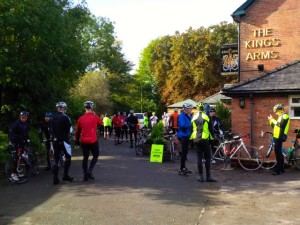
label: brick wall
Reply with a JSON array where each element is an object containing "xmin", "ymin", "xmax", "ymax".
[
  {"xmin": 231, "ymin": 95, "xmax": 300, "ymax": 153},
  {"xmin": 239, "ymin": 0, "xmax": 300, "ymax": 81}
]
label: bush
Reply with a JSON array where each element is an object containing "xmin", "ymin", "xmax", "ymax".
[
  {"xmin": 0, "ymin": 132, "xmax": 9, "ymax": 164},
  {"xmin": 147, "ymin": 121, "xmax": 167, "ymax": 145},
  {"xmin": 215, "ymin": 101, "xmax": 231, "ymax": 131}
]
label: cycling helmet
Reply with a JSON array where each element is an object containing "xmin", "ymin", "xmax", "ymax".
[
  {"xmin": 196, "ymin": 102, "xmax": 205, "ymax": 111},
  {"xmin": 174, "ymin": 108, "xmax": 178, "ymax": 112},
  {"xmin": 84, "ymin": 101, "xmax": 94, "ymax": 108},
  {"xmin": 183, "ymin": 103, "xmax": 193, "ymax": 109},
  {"xmin": 273, "ymin": 103, "xmax": 284, "ymax": 113},
  {"xmin": 56, "ymin": 101, "xmax": 67, "ymax": 109},
  {"xmin": 130, "ymin": 110, "xmax": 134, "ymax": 114},
  {"xmin": 45, "ymin": 112, "xmax": 52, "ymax": 117},
  {"xmin": 20, "ymin": 111, "xmax": 29, "ymax": 117}
]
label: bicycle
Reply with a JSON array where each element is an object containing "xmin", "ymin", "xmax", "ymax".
[
  {"xmin": 135, "ymin": 128, "xmax": 150, "ymax": 156},
  {"xmin": 260, "ymin": 131, "xmax": 300, "ymax": 170},
  {"xmin": 212, "ymin": 134, "xmax": 263, "ymax": 171},
  {"xmin": 3, "ymin": 144, "xmax": 39, "ymax": 184},
  {"xmin": 212, "ymin": 131, "xmax": 234, "ymax": 162},
  {"xmin": 163, "ymin": 131, "xmax": 180, "ymax": 163},
  {"xmin": 43, "ymin": 139, "xmax": 65, "ymax": 168}
]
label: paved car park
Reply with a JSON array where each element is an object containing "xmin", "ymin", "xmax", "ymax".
[{"xmin": 1, "ymin": 137, "xmax": 300, "ymax": 225}]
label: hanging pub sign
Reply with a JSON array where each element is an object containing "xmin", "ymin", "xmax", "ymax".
[{"xmin": 220, "ymin": 44, "xmax": 238, "ymax": 76}]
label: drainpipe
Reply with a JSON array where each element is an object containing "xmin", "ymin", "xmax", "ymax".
[
  {"xmin": 250, "ymin": 94, "xmax": 254, "ymax": 154},
  {"xmin": 238, "ymin": 23, "xmax": 241, "ymax": 82}
]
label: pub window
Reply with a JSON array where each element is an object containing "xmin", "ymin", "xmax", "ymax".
[{"xmin": 289, "ymin": 95, "xmax": 300, "ymax": 118}]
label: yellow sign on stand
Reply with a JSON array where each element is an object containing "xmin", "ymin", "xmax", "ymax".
[{"xmin": 150, "ymin": 144, "xmax": 164, "ymax": 163}]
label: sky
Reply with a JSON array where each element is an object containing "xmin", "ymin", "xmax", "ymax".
[{"xmin": 82, "ymin": 0, "xmax": 246, "ymax": 72}]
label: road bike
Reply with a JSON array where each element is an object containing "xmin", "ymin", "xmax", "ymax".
[
  {"xmin": 43, "ymin": 139, "xmax": 65, "ymax": 168},
  {"xmin": 212, "ymin": 134, "xmax": 263, "ymax": 171},
  {"xmin": 163, "ymin": 131, "xmax": 180, "ymax": 163},
  {"xmin": 260, "ymin": 131, "xmax": 300, "ymax": 170},
  {"xmin": 3, "ymin": 143, "xmax": 39, "ymax": 184},
  {"xmin": 135, "ymin": 128, "xmax": 150, "ymax": 156}
]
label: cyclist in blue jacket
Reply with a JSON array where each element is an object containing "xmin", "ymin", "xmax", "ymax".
[{"xmin": 177, "ymin": 103, "xmax": 193, "ymax": 176}]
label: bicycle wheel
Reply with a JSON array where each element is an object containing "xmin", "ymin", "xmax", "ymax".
[
  {"xmin": 135, "ymin": 136, "xmax": 143, "ymax": 156},
  {"xmin": 293, "ymin": 147, "xmax": 300, "ymax": 170},
  {"xmin": 260, "ymin": 147, "xmax": 277, "ymax": 170},
  {"xmin": 60, "ymin": 153, "xmax": 65, "ymax": 168},
  {"xmin": 237, "ymin": 146, "xmax": 263, "ymax": 171},
  {"xmin": 3, "ymin": 156, "xmax": 15, "ymax": 178},
  {"xmin": 169, "ymin": 140, "xmax": 175, "ymax": 163},
  {"xmin": 212, "ymin": 144, "xmax": 226, "ymax": 161},
  {"xmin": 28, "ymin": 151, "xmax": 39, "ymax": 176}
]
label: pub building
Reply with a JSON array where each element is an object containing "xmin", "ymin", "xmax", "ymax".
[{"xmin": 221, "ymin": 0, "xmax": 300, "ymax": 151}]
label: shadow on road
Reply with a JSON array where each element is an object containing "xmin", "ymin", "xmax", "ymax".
[{"xmin": 1, "ymin": 137, "xmax": 300, "ymax": 224}]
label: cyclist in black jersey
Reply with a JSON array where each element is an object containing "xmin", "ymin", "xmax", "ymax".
[
  {"xmin": 39, "ymin": 112, "xmax": 53, "ymax": 171},
  {"xmin": 51, "ymin": 102, "xmax": 73, "ymax": 185},
  {"xmin": 127, "ymin": 110, "xmax": 138, "ymax": 148},
  {"xmin": 9, "ymin": 111, "xmax": 30, "ymax": 182}
]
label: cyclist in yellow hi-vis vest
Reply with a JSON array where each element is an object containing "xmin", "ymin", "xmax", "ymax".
[
  {"xmin": 190, "ymin": 103, "xmax": 216, "ymax": 182},
  {"xmin": 268, "ymin": 103, "xmax": 290, "ymax": 175}
]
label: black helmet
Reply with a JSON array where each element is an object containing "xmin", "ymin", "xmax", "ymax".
[
  {"xmin": 20, "ymin": 111, "xmax": 29, "ymax": 117},
  {"xmin": 84, "ymin": 101, "xmax": 94, "ymax": 108},
  {"xmin": 45, "ymin": 112, "xmax": 52, "ymax": 117},
  {"xmin": 56, "ymin": 101, "xmax": 67, "ymax": 109}
]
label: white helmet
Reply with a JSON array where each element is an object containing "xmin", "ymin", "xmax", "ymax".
[
  {"xmin": 56, "ymin": 102, "xmax": 67, "ymax": 109},
  {"xmin": 84, "ymin": 101, "xmax": 94, "ymax": 108}
]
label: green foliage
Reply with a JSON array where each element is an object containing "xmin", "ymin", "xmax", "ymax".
[
  {"xmin": 0, "ymin": 131, "xmax": 9, "ymax": 164},
  {"xmin": 214, "ymin": 101, "xmax": 231, "ymax": 131},
  {"xmin": 146, "ymin": 121, "xmax": 167, "ymax": 145},
  {"xmin": 0, "ymin": 0, "xmax": 132, "ymax": 131}
]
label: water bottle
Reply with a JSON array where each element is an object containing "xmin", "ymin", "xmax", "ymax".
[
  {"xmin": 281, "ymin": 147, "xmax": 287, "ymax": 155},
  {"xmin": 287, "ymin": 147, "xmax": 293, "ymax": 159},
  {"xmin": 224, "ymin": 147, "xmax": 229, "ymax": 156},
  {"xmin": 22, "ymin": 151, "xmax": 29, "ymax": 160}
]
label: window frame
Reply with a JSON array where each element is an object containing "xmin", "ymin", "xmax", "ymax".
[{"xmin": 288, "ymin": 95, "xmax": 300, "ymax": 119}]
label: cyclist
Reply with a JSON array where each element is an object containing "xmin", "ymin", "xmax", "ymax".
[
  {"xmin": 120, "ymin": 112, "xmax": 128, "ymax": 142},
  {"xmin": 191, "ymin": 103, "xmax": 216, "ymax": 182},
  {"xmin": 150, "ymin": 112, "xmax": 158, "ymax": 129},
  {"xmin": 143, "ymin": 112, "xmax": 149, "ymax": 129},
  {"xmin": 268, "ymin": 103, "xmax": 290, "ymax": 175},
  {"xmin": 8, "ymin": 111, "xmax": 30, "ymax": 182},
  {"xmin": 112, "ymin": 111, "xmax": 122, "ymax": 145},
  {"xmin": 127, "ymin": 110, "xmax": 138, "ymax": 148},
  {"xmin": 39, "ymin": 112, "xmax": 53, "ymax": 171},
  {"xmin": 103, "ymin": 113, "xmax": 111, "ymax": 140},
  {"xmin": 51, "ymin": 102, "xmax": 73, "ymax": 185},
  {"xmin": 75, "ymin": 101, "xmax": 102, "ymax": 181},
  {"xmin": 209, "ymin": 107, "xmax": 224, "ymax": 164},
  {"xmin": 169, "ymin": 108, "xmax": 179, "ymax": 134},
  {"xmin": 177, "ymin": 103, "xmax": 193, "ymax": 176}
]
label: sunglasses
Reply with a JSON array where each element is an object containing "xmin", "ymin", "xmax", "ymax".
[{"xmin": 20, "ymin": 116, "xmax": 28, "ymax": 119}]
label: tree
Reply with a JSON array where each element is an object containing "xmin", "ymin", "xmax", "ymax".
[
  {"xmin": 70, "ymin": 69, "xmax": 112, "ymax": 115},
  {"xmin": 0, "ymin": 0, "xmax": 91, "ymax": 127},
  {"xmin": 143, "ymin": 22, "xmax": 238, "ymax": 106}
]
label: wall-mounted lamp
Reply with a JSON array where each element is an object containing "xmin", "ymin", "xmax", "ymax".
[
  {"xmin": 258, "ymin": 64, "xmax": 264, "ymax": 71},
  {"xmin": 239, "ymin": 98, "xmax": 245, "ymax": 109}
]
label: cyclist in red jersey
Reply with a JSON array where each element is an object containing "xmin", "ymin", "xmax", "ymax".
[
  {"xmin": 75, "ymin": 101, "xmax": 102, "ymax": 181},
  {"xmin": 112, "ymin": 111, "xmax": 122, "ymax": 145}
]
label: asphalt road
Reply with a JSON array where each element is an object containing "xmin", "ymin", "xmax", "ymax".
[{"xmin": 1, "ymin": 137, "xmax": 300, "ymax": 225}]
